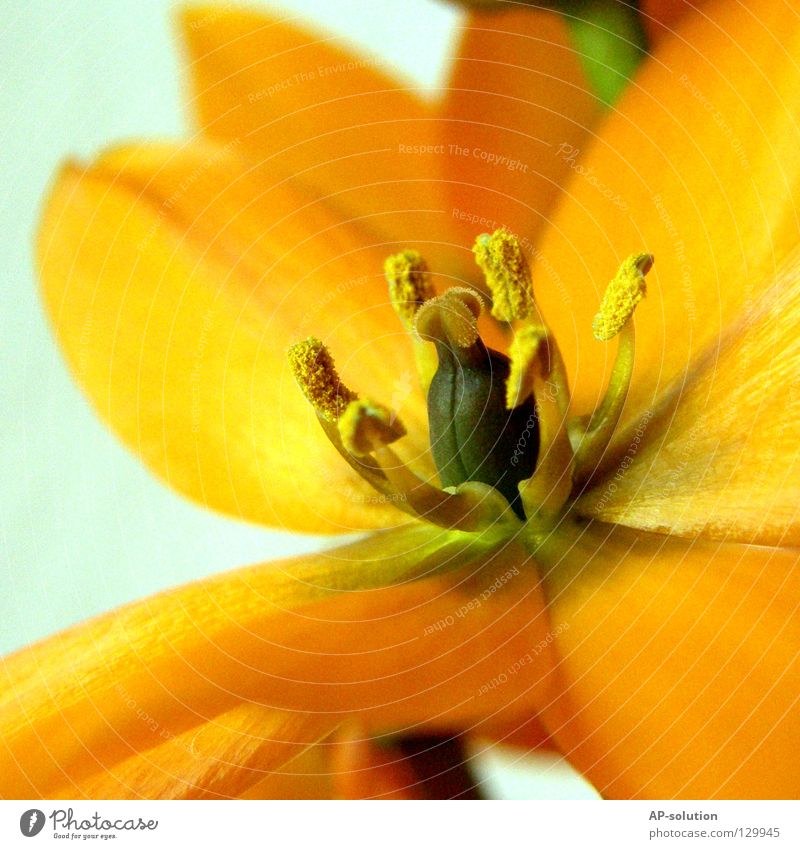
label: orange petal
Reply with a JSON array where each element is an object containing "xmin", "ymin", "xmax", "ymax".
[
  {"xmin": 237, "ymin": 742, "xmax": 333, "ymax": 799},
  {"xmin": 534, "ymin": 0, "xmax": 800, "ymax": 416},
  {"xmin": 37, "ymin": 140, "xmax": 432, "ymax": 534},
  {"xmin": 60, "ymin": 704, "xmax": 333, "ymax": 800},
  {"xmin": 578, "ymin": 250, "xmax": 800, "ymax": 545},
  {"xmin": 180, "ymin": 6, "xmax": 464, "ymax": 273},
  {"xmin": 439, "ymin": 9, "xmax": 597, "ymax": 260},
  {"xmin": 536, "ymin": 520, "xmax": 800, "ymax": 799},
  {"xmin": 0, "ymin": 523, "xmax": 552, "ymax": 798}
]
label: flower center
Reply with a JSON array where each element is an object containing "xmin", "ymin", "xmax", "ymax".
[{"xmin": 288, "ymin": 231, "xmax": 652, "ymax": 541}]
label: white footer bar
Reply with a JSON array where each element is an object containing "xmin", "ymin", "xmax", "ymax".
[{"xmin": 2, "ymin": 800, "xmax": 797, "ymax": 848}]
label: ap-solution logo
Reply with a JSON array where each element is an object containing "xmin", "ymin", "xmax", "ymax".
[{"xmin": 19, "ymin": 809, "xmax": 45, "ymax": 837}]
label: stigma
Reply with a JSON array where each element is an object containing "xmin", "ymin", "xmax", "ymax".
[{"xmin": 288, "ymin": 232, "xmax": 652, "ymax": 540}]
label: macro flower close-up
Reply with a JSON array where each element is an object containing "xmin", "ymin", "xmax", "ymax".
[{"xmin": 2, "ymin": 0, "xmax": 799, "ymax": 804}]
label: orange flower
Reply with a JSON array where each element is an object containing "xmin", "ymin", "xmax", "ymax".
[{"xmin": 3, "ymin": 0, "xmax": 799, "ymax": 800}]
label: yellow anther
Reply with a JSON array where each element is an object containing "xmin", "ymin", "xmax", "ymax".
[
  {"xmin": 592, "ymin": 253, "xmax": 653, "ymax": 341},
  {"xmin": 506, "ymin": 325, "xmax": 549, "ymax": 409},
  {"xmin": 473, "ymin": 229, "xmax": 534, "ymax": 322},
  {"xmin": 287, "ymin": 337, "xmax": 357, "ymax": 422},
  {"xmin": 415, "ymin": 287, "xmax": 484, "ymax": 348},
  {"xmin": 338, "ymin": 399, "xmax": 406, "ymax": 456},
  {"xmin": 385, "ymin": 250, "xmax": 434, "ymax": 327},
  {"xmin": 572, "ymin": 253, "xmax": 654, "ymax": 484}
]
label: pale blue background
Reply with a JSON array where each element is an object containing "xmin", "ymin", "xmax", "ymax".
[{"xmin": 0, "ymin": 0, "xmax": 597, "ymax": 798}]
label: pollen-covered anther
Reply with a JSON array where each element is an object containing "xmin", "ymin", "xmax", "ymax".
[
  {"xmin": 338, "ymin": 399, "xmax": 406, "ymax": 456},
  {"xmin": 287, "ymin": 337, "xmax": 357, "ymax": 422},
  {"xmin": 473, "ymin": 228, "xmax": 535, "ymax": 322},
  {"xmin": 592, "ymin": 252, "xmax": 654, "ymax": 341},
  {"xmin": 506, "ymin": 325, "xmax": 550, "ymax": 409},
  {"xmin": 572, "ymin": 252, "xmax": 655, "ymax": 485},
  {"xmin": 385, "ymin": 250, "xmax": 434, "ymax": 327},
  {"xmin": 415, "ymin": 287, "xmax": 484, "ymax": 349}
]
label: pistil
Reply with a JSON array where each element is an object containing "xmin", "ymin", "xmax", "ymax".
[{"xmin": 416, "ymin": 288, "xmax": 539, "ymax": 516}]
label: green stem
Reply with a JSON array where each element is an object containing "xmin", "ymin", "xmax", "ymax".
[{"xmin": 560, "ymin": 1, "xmax": 649, "ymax": 106}]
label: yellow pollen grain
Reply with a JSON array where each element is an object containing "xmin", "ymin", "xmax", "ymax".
[
  {"xmin": 592, "ymin": 253, "xmax": 654, "ymax": 341},
  {"xmin": 287, "ymin": 337, "xmax": 357, "ymax": 422},
  {"xmin": 338, "ymin": 399, "xmax": 406, "ymax": 456},
  {"xmin": 384, "ymin": 250, "xmax": 434, "ymax": 326},
  {"xmin": 506, "ymin": 325, "xmax": 548, "ymax": 409},
  {"xmin": 473, "ymin": 229, "xmax": 534, "ymax": 322}
]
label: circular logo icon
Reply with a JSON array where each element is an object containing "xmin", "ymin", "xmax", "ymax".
[{"xmin": 19, "ymin": 809, "xmax": 46, "ymax": 837}]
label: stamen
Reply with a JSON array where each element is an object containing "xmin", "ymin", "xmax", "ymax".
[
  {"xmin": 592, "ymin": 253, "xmax": 653, "ymax": 341},
  {"xmin": 338, "ymin": 399, "xmax": 406, "ymax": 456},
  {"xmin": 338, "ymin": 401, "xmax": 515, "ymax": 532},
  {"xmin": 572, "ymin": 253, "xmax": 654, "ymax": 483},
  {"xmin": 506, "ymin": 326, "xmax": 574, "ymax": 532},
  {"xmin": 507, "ymin": 325, "xmax": 571, "ymax": 416},
  {"xmin": 385, "ymin": 250, "xmax": 434, "ymax": 328},
  {"xmin": 473, "ymin": 229, "xmax": 534, "ymax": 322},
  {"xmin": 385, "ymin": 249, "xmax": 439, "ymax": 394},
  {"xmin": 415, "ymin": 287, "xmax": 483, "ymax": 349},
  {"xmin": 287, "ymin": 337, "xmax": 357, "ymax": 422},
  {"xmin": 506, "ymin": 325, "xmax": 547, "ymax": 410}
]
